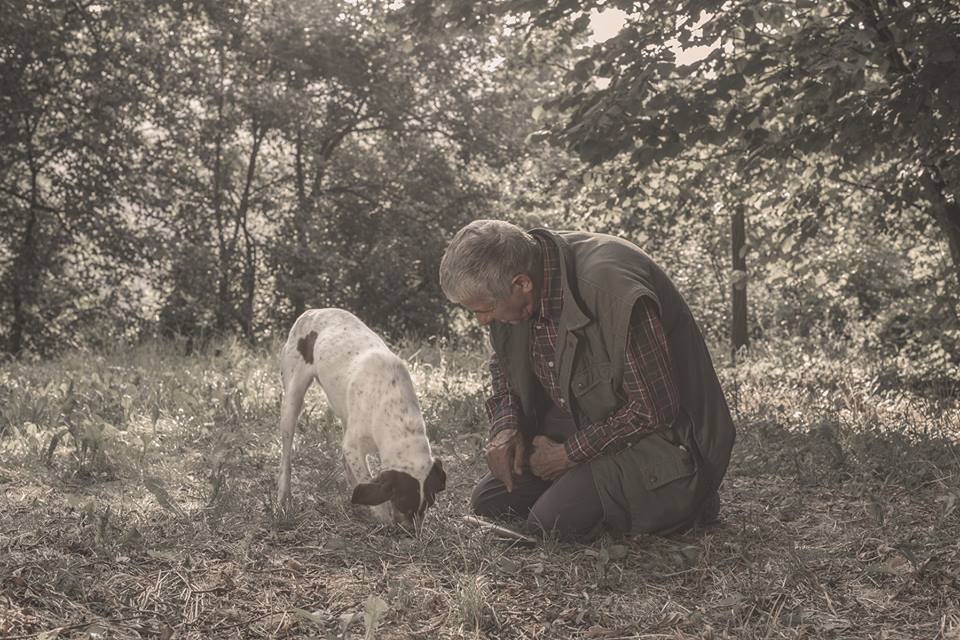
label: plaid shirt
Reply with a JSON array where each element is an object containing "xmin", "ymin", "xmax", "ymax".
[{"xmin": 485, "ymin": 237, "xmax": 680, "ymax": 464}]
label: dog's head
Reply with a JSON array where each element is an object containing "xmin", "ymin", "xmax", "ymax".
[{"xmin": 350, "ymin": 458, "xmax": 446, "ymax": 524}]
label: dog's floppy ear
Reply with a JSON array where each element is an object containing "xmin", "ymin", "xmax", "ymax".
[
  {"xmin": 428, "ymin": 458, "xmax": 446, "ymax": 493},
  {"xmin": 351, "ymin": 472, "xmax": 396, "ymax": 506}
]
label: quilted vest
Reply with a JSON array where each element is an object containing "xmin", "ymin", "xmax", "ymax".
[{"xmin": 489, "ymin": 229, "xmax": 736, "ymax": 500}]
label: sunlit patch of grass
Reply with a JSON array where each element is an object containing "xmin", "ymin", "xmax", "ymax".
[
  {"xmin": 398, "ymin": 337, "xmax": 490, "ymax": 444},
  {"xmin": 723, "ymin": 337, "xmax": 960, "ymax": 495},
  {"xmin": 456, "ymin": 572, "xmax": 494, "ymax": 632}
]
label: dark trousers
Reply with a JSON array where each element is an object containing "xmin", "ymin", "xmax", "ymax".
[{"xmin": 471, "ymin": 405, "xmax": 604, "ymax": 539}]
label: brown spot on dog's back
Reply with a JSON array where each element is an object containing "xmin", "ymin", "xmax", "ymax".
[{"xmin": 297, "ymin": 331, "xmax": 318, "ymax": 364}]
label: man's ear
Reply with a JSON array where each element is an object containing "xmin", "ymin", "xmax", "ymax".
[
  {"xmin": 351, "ymin": 473, "xmax": 396, "ymax": 506},
  {"xmin": 513, "ymin": 273, "xmax": 534, "ymax": 293}
]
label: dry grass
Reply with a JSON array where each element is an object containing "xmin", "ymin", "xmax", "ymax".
[{"xmin": 1, "ymin": 338, "xmax": 959, "ymax": 639}]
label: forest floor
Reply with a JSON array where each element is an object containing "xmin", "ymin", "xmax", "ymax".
[{"xmin": 1, "ymin": 337, "xmax": 959, "ymax": 639}]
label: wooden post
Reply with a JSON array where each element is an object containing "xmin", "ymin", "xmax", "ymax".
[{"xmin": 731, "ymin": 205, "xmax": 748, "ymax": 358}]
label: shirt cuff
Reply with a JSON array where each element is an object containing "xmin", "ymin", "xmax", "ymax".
[
  {"xmin": 485, "ymin": 396, "xmax": 518, "ymax": 439},
  {"xmin": 563, "ymin": 433, "xmax": 592, "ymax": 464}
]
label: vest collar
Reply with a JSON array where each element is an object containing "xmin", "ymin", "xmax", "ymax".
[{"xmin": 529, "ymin": 228, "xmax": 591, "ymax": 331}]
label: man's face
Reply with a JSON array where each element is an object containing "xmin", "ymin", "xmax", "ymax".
[{"xmin": 463, "ymin": 274, "xmax": 537, "ymax": 326}]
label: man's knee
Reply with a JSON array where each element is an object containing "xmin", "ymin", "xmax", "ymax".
[
  {"xmin": 524, "ymin": 466, "xmax": 604, "ymax": 538},
  {"xmin": 470, "ymin": 479, "xmax": 502, "ymax": 518},
  {"xmin": 471, "ymin": 472, "xmax": 549, "ymax": 520},
  {"xmin": 470, "ymin": 473, "xmax": 524, "ymax": 519},
  {"xmin": 525, "ymin": 501, "xmax": 602, "ymax": 539}
]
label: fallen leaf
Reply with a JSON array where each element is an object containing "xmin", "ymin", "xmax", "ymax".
[
  {"xmin": 498, "ymin": 557, "xmax": 521, "ymax": 573},
  {"xmin": 143, "ymin": 475, "xmax": 185, "ymax": 517},
  {"xmin": 713, "ymin": 593, "xmax": 745, "ymax": 608},
  {"xmin": 292, "ymin": 608, "xmax": 326, "ymax": 626},
  {"xmin": 363, "ymin": 595, "xmax": 389, "ymax": 640},
  {"xmin": 285, "ymin": 558, "xmax": 305, "ymax": 571},
  {"xmin": 607, "ymin": 544, "xmax": 628, "ymax": 560},
  {"xmin": 815, "ymin": 617, "xmax": 852, "ymax": 632},
  {"xmin": 779, "ymin": 610, "xmax": 806, "ymax": 627},
  {"xmin": 937, "ymin": 492, "xmax": 957, "ymax": 519}
]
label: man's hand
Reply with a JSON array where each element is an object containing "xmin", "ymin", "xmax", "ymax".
[
  {"xmin": 485, "ymin": 428, "xmax": 525, "ymax": 492},
  {"xmin": 529, "ymin": 435, "xmax": 576, "ymax": 481}
]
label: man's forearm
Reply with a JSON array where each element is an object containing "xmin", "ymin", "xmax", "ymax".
[
  {"xmin": 486, "ymin": 351, "xmax": 521, "ymax": 438},
  {"xmin": 564, "ymin": 402, "xmax": 671, "ymax": 463},
  {"xmin": 485, "ymin": 393, "xmax": 520, "ymax": 438}
]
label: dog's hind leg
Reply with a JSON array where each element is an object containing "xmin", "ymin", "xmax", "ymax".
[{"xmin": 277, "ymin": 352, "xmax": 314, "ymax": 508}]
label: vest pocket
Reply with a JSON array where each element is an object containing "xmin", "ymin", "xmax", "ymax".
[
  {"xmin": 590, "ymin": 429, "xmax": 700, "ymax": 535},
  {"xmin": 634, "ymin": 431, "xmax": 697, "ymax": 490},
  {"xmin": 571, "ymin": 362, "xmax": 621, "ymax": 423}
]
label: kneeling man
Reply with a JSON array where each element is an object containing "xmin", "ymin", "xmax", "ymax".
[{"xmin": 439, "ymin": 220, "xmax": 735, "ymax": 539}]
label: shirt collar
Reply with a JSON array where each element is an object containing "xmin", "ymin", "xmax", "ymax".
[{"xmin": 535, "ymin": 235, "xmax": 563, "ymax": 321}]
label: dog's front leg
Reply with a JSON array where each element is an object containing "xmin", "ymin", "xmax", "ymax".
[
  {"xmin": 342, "ymin": 436, "xmax": 369, "ymax": 491},
  {"xmin": 342, "ymin": 454, "xmax": 359, "ymax": 487},
  {"xmin": 343, "ymin": 437, "xmax": 393, "ymax": 522}
]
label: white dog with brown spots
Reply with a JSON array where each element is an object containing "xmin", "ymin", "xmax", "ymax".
[{"xmin": 276, "ymin": 308, "xmax": 446, "ymax": 524}]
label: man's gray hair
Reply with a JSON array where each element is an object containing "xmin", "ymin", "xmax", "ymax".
[{"xmin": 439, "ymin": 219, "xmax": 539, "ymax": 304}]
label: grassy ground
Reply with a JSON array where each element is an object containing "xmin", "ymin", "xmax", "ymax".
[{"xmin": 1, "ymin": 336, "xmax": 959, "ymax": 639}]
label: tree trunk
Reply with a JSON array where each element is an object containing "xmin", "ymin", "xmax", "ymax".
[
  {"xmin": 213, "ymin": 46, "xmax": 230, "ymax": 336},
  {"xmin": 288, "ymin": 122, "xmax": 328, "ymax": 324},
  {"xmin": 240, "ymin": 229, "xmax": 256, "ymax": 342},
  {"xmin": 937, "ymin": 201, "xmax": 960, "ymax": 293},
  {"xmin": 7, "ymin": 158, "xmax": 41, "ymax": 356},
  {"xmin": 235, "ymin": 123, "xmax": 264, "ymax": 341},
  {"xmin": 919, "ymin": 170, "xmax": 960, "ymax": 293},
  {"xmin": 731, "ymin": 205, "xmax": 749, "ymax": 358},
  {"xmin": 7, "ymin": 210, "xmax": 36, "ymax": 356},
  {"xmin": 289, "ymin": 127, "xmax": 309, "ymax": 321}
]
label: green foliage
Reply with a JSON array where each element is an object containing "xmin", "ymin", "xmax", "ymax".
[
  {"xmin": 0, "ymin": 337, "xmax": 274, "ymax": 496},
  {"xmin": 397, "ymin": 338, "xmax": 490, "ymax": 442},
  {"xmin": 456, "ymin": 0, "xmax": 960, "ymax": 378},
  {"xmin": 535, "ymin": 140, "xmax": 959, "ymax": 384},
  {"xmin": 2, "ymin": 0, "xmax": 957, "ymax": 388},
  {"xmin": 0, "ymin": 0, "xmax": 149, "ymax": 355},
  {"xmin": 726, "ymin": 334, "xmax": 959, "ymax": 485},
  {"xmin": 0, "ymin": 0, "xmax": 549, "ymax": 353}
]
